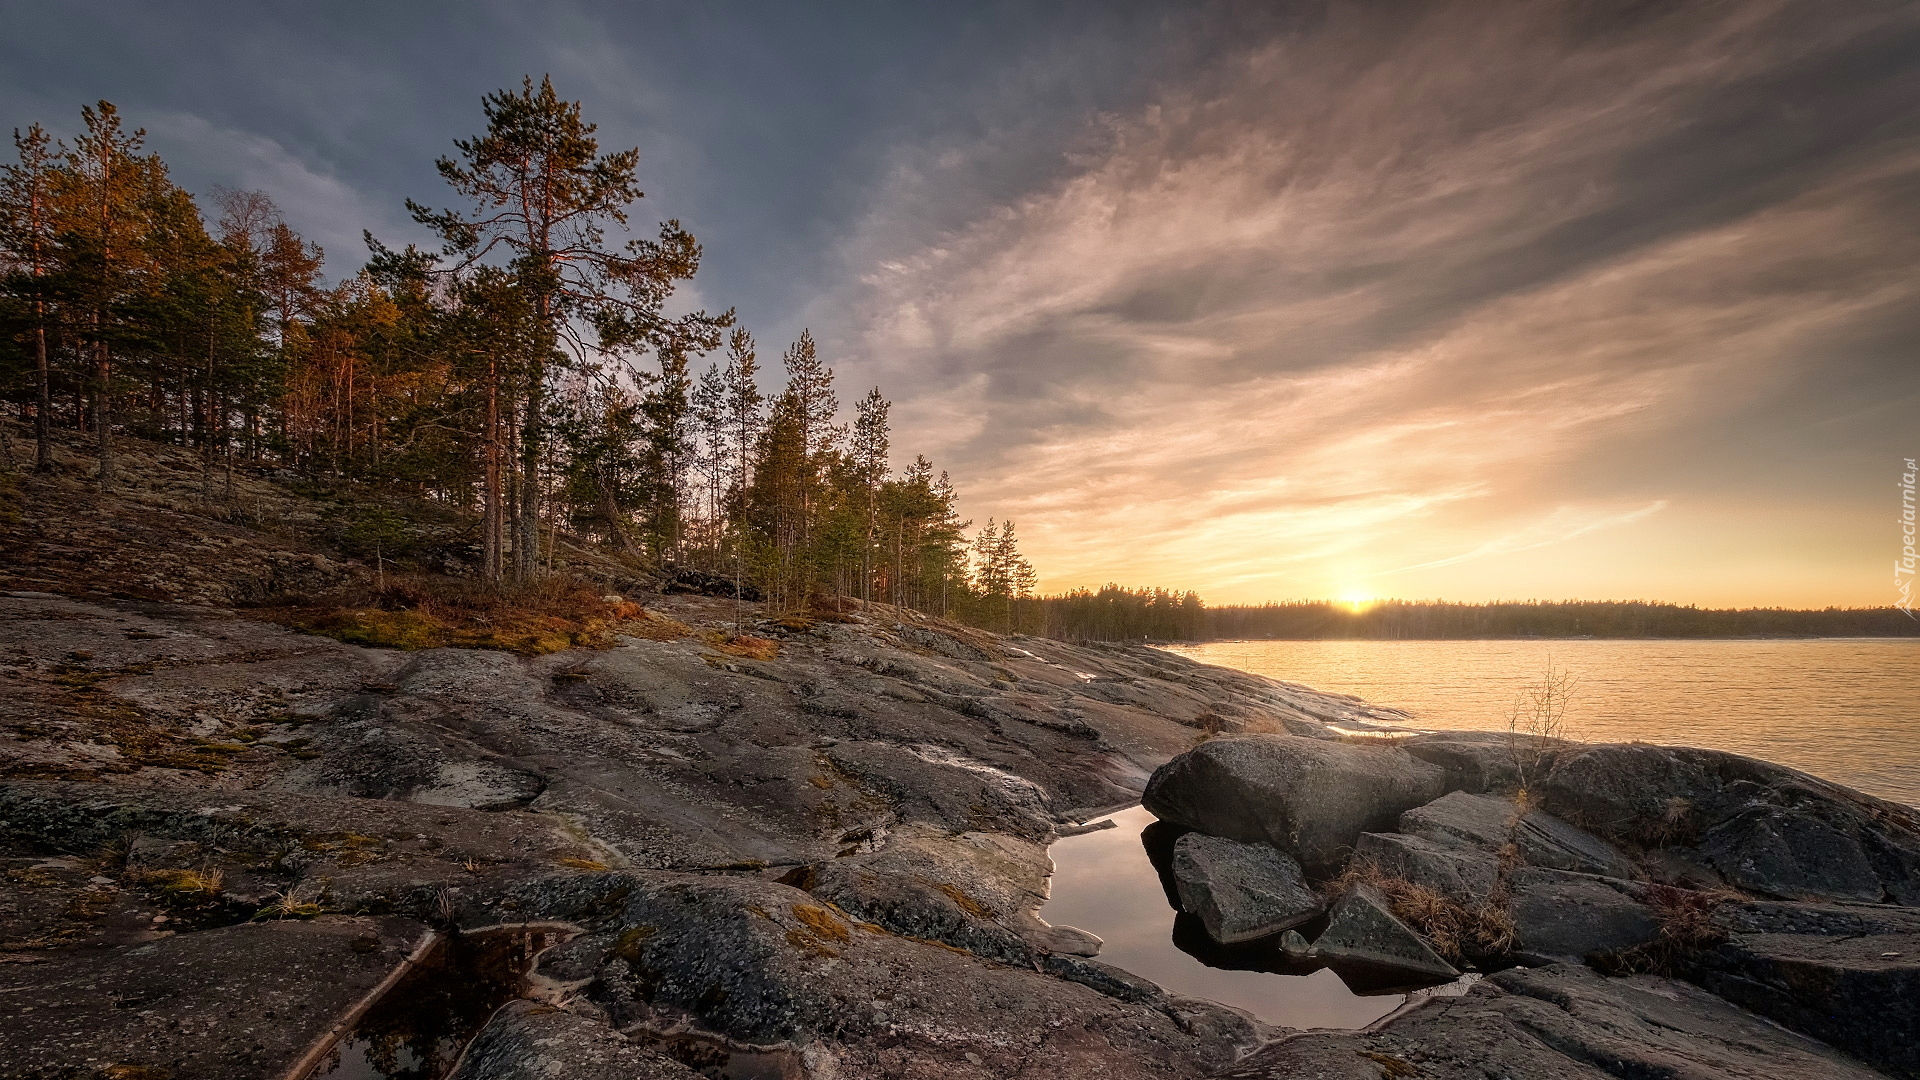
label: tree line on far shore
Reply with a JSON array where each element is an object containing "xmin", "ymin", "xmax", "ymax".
[
  {"xmin": 1024, "ymin": 594, "xmax": 1920, "ymax": 642},
  {"xmin": 0, "ymin": 81, "xmax": 1043, "ymax": 625}
]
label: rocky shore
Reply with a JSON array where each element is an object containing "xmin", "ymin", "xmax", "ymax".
[
  {"xmin": 1144, "ymin": 731, "xmax": 1920, "ymax": 1079},
  {"xmin": 1, "ymin": 445, "xmax": 1916, "ymax": 1079}
]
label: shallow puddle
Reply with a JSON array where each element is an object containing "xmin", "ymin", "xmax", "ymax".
[
  {"xmin": 1041, "ymin": 806, "xmax": 1453, "ymax": 1028},
  {"xmin": 303, "ymin": 925, "xmax": 576, "ymax": 1080}
]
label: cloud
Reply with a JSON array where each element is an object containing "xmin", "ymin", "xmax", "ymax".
[
  {"xmin": 143, "ymin": 110, "xmax": 411, "ymax": 278},
  {"xmin": 822, "ymin": 0, "xmax": 1920, "ymax": 604},
  {"xmin": 1385, "ymin": 502, "xmax": 1672, "ymax": 576}
]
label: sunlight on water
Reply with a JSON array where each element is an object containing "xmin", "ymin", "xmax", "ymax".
[{"xmin": 1167, "ymin": 638, "xmax": 1920, "ymax": 806}]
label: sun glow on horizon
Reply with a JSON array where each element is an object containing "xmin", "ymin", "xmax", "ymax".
[{"xmin": 1338, "ymin": 591, "xmax": 1377, "ymax": 613}]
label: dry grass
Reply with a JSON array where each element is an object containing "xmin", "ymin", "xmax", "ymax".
[
  {"xmin": 557, "ymin": 857, "xmax": 610, "ymax": 872},
  {"xmin": 1638, "ymin": 796, "xmax": 1696, "ymax": 846},
  {"xmin": 275, "ymin": 575, "xmax": 646, "ymax": 655},
  {"xmin": 135, "ymin": 867, "xmax": 225, "ymax": 905},
  {"xmin": 1358, "ymin": 1051, "xmax": 1419, "ymax": 1079},
  {"xmin": 703, "ymin": 630, "xmax": 780, "ymax": 661},
  {"xmin": 1330, "ymin": 860, "xmax": 1515, "ymax": 963},
  {"xmin": 790, "ymin": 904, "xmax": 853, "ymax": 943},
  {"xmin": 254, "ymin": 882, "xmax": 326, "ymax": 920},
  {"xmin": 1592, "ymin": 884, "xmax": 1738, "ymax": 974},
  {"xmin": 786, "ymin": 903, "xmax": 853, "ymax": 956}
]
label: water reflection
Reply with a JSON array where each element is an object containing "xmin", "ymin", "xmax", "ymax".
[
  {"xmin": 1040, "ymin": 806, "xmax": 1409, "ymax": 1029},
  {"xmin": 305, "ymin": 925, "xmax": 576, "ymax": 1080}
]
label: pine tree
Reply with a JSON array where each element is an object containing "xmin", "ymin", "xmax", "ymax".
[
  {"xmin": 850, "ymin": 387, "xmax": 889, "ymax": 601},
  {"xmin": 720, "ymin": 328, "xmax": 763, "ymax": 621},
  {"xmin": 0, "ymin": 124, "xmax": 56, "ymax": 471},
  {"xmin": 54, "ymin": 101, "xmax": 164, "ymax": 484},
  {"xmin": 748, "ymin": 387, "xmax": 809, "ymax": 611},
  {"xmin": 638, "ymin": 345, "xmax": 693, "ymax": 561},
  {"xmin": 399, "ymin": 75, "xmax": 727, "ymax": 580},
  {"xmin": 689, "ymin": 358, "xmax": 728, "ymax": 560}
]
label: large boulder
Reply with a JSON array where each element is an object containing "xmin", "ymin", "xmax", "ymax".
[
  {"xmin": 1505, "ymin": 867, "xmax": 1658, "ymax": 963},
  {"xmin": 1399, "ymin": 730, "xmax": 1569, "ymax": 794},
  {"xmin": 1169, "ymin": 832, "xmax": 1322, "ymax": 944},
  {"xmin": 1352, "ymin": 831, "xmax": 1501, "ymax": 907},
  {"xmin": 1541, "ymin": 744, "xmax": 1920, "ymax": 905},
  {"xmin": 1311, "ymin": 883, "xmax": 1459, "ymax": 981},
  {"xmin": 1400, "ymin": 790, "xmax": 1635, "ymax": 878},
  {"xmin": 1143, "ymin": 735, "xmax": 1446, "ymax": 874},
  {"xmin": 1696, "ymin": 803, "xmax": 1887, "ymax": 903}
]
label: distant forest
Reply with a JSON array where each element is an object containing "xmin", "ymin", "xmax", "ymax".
[{"xmin": 1015, "ymin": 589, "xmax": 1920, "ymax": 642}]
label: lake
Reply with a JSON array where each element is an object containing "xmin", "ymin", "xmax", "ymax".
[
  {"xmin": 1038, "ymin": 636, "xmax": 1920, "ymax": 1029},
  {"xmin": 1166, "ymin": 638, "xmax": 1920, "ymax": 807}
]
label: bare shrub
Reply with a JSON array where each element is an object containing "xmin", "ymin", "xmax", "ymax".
[{"xmin": 1507, "ymin": 655, "xmax": 1577, "ymax": 797}]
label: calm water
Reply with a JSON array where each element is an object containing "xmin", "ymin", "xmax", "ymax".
[
  {"xmin": 1168, "ymin": 638, "xmax": 1920, "ymax": 806},
  {"xmin": 1041, "ymin": 806, "xmax": 1415, "ymax": 1029}
]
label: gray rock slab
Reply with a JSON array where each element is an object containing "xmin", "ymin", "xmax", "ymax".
[
  {"xmin": 1400, "ymin": 790, "xmax": 1634, "ymax": 877},
  {"xmin": 0, "ymin": 916, "xmax": 428, "ymax": 1080},
  {"xmin": 799, "ymin": 825, "xmax": 1056, "ymax": 964},
  {"xmin": 1714, "ymin": 899, "xmax": 1920, "ymax": 937},
  {"xmin": 1170, "ymin": 832, "xmax": 1322, "ymax": 943},
  {"xmin": 1353, "ymin": 831, "xmax": 1501, "ymax": 906},
  {"xmin": 1143, "ymin": 734, "xmax": 1446, "ymax": 874},
  {"xmin": 1506, "ymin": 867, "xmax": 1658, "ymax": 962},
  {"xmin": 450, "ymin": 1000, "xmax": 701, "ymax": 1080},
  {"xmin": 1681, "ymin": 931, "xmax": 1920, "ymax": 1080},
  {"xmin": 1313, "ymin": 883, "xmax": 1459, "ymax": 980},
  {"xmin": 581, "ymin": 871, "xmax": 1252, "ymax": 1076},
  {"xmin": 1225, "ymin": 962, "xmax": 1891, "ymax": 1080}
]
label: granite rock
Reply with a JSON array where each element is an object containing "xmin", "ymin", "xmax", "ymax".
[{"xmin": 1169, "ymin": 832, "xmax": 1322, "ymax": 943}]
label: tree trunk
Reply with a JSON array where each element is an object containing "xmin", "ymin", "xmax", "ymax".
[
  {"xmin": 32, "ymin": 314, "xmax": 51, "ymax": 473},
  {"xmin": 482, "ymin": 358, "xmax": 503, "ymax": 582},
  {"xmin": 515, "ymin": 380, "xmax": 542, "ymax": 581},
  {"xmin": 94, "ymin": 338, "xmax": 113, "ymax": 485},
  {"xmin": 600, "ymin": 466, "xmax": 640, "ymax": 555}
]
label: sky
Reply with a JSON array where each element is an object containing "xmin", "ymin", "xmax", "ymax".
[{"xmin": 4, "ymin": 0, "xmax": 1916, "ymax": 608}]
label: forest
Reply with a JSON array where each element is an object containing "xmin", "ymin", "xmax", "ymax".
[{"xmin": 0, "ymin": 81, "xmax": 1039, "ymax": 626}]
